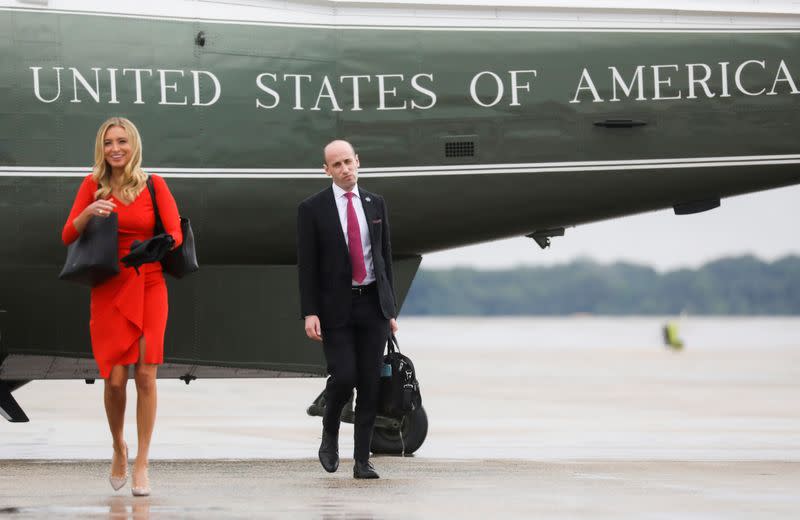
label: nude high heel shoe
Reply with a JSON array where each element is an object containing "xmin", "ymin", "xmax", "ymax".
[
  {"xmin": 109, "ymin": 445, "xmax": 128, "ymax": 491},
  {"xmin": 131, "ymin": 466, "xmax": 151, "ymax": 497}
]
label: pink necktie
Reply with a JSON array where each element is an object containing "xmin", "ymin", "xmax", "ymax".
[{"xmin": 345, "ymin": 192, "xmax": 367, "ymax": 284}]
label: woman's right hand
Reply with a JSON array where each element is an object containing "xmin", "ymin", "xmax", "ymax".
[
  {"xmin": 70, "ymin": 199, "xmax": 117, "ymax": 235},
  {"xmin": 83, "ymin": 199, "xmax": 116, "ymax": 219}
]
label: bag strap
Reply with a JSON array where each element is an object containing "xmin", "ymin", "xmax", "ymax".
[
  {"xmin": 146, "ymin": 176, "xmax": 166, "ymax": 235},
  {"xmin": 387, "ymin": 333, "xmax": 400, "ymax": 354}
]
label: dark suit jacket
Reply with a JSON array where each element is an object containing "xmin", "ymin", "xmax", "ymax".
[{"xmin": 297, "ymin": 186, "xmax": 397, "ymax": 328}]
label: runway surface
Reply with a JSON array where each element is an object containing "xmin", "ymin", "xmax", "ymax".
[
  {"xmin": 2, "ymin": 317, "xmax": 799, "ymax": 517},
  {"xmin": 3, "ymin": 459, "xmax": 799, "ymax": 519}
]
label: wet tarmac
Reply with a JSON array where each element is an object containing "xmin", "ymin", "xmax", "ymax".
[
  {"xmin": 2, "ymin": 458, "xmax": 800, "ymax": 519},
  {"xmin": 2, "ymin": 317, "xmax": 800, "ymax": 517}
]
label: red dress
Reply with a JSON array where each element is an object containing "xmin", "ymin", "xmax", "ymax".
[{"xmin": 62, "ymin": 174, "xmax": 183, "ymax": 378}]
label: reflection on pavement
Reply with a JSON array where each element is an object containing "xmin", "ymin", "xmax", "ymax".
[{"xmin": 108, "ymin": 496, "xmax": 151, "ymax": 519}]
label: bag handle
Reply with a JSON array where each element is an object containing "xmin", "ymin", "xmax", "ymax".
[
  {"xmin": 146, "ymin": 176, "xmax": 166, "ymax": 235},
  {"xmin": 387, "ymin": 333, "xmax": 400, "ymax": 354}
]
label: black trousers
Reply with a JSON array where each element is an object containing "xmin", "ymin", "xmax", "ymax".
[{"xmin": 321, "ymin": 286, "xmax": 390, "ymax": 462}]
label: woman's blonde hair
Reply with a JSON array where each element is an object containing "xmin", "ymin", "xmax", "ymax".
[{"xmin": 91, "ymin": 117, "xmax": 147, "ymax": 203}]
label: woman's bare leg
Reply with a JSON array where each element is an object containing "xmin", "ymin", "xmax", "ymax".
[
  {"xmin": 105, "ymin": 364, "xmax": 129, "ymax": 478},
  {"xmin": 133, "ymin": 335, "xmax": 157, "ymax": 490}
]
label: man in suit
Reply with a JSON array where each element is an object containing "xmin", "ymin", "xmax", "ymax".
[{"xmin": 297, "ymin": 139, "xmax": 399, "ymax": 479}]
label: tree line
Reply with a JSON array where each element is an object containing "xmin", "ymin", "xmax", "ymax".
[{"xmin": 401, "ymin": 255, "xmax": 800, "ymax": 315}]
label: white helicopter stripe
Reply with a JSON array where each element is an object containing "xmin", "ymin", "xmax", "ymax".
[{"xmin": 2, "ymin": 154, "xmax": 800, "ymax": 178}]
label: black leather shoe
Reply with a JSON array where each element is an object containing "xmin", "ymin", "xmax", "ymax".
[
  {"xmin": 353, "ymin": 459, "xmax": 379, "ymax": 479},
  {"xmin": 318, "ymin": 430, "xmax": 339, "ymax": 473}
]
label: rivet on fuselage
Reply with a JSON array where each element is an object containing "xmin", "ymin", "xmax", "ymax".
[{"xmin": 195, "ymin": 31, "xmax": 206, "ymax": 47}]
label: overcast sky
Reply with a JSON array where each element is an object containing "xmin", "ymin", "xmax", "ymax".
[{"xmin": 421, "ymin": 184, "xmax": 800, "ymax": 272}]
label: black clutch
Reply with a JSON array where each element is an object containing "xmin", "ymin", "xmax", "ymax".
[
  {"xmin": 146, "ymin": 177, "xmax": 198, "ymax": 279},
  {"xmin": 58, "ymin": 212, "xmax": 120, "ymax": 286},
  {"xmin": 121, "ymin": 233, "xmax": 175, "ymax": 274}
]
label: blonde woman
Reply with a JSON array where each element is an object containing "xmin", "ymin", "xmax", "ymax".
[{"xmin": 61, "ymin": 117, "xmax": 183, "ymax": 496}]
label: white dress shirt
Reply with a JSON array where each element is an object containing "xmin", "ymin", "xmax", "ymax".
[{"xmin": 332, "ymin": 183, "xmax": 376, "ymax": 285}]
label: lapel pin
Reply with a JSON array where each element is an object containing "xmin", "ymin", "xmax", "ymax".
[{"xmin": 365, "ymin": 197, "xmax": 371, "ymax": 202}]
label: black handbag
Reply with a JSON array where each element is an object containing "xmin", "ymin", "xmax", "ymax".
[
  {"xmin": 58, "ymin": 212, "xmax": 120, "ymax": 286},
  {"xmin": 146, "ymin": 176, "xmax": 198, "ymax": 278}
]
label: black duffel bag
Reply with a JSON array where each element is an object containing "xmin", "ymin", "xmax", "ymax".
[{"xmin": 379, "ymin": 334, "xmax": 422, "ymax": 418}]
